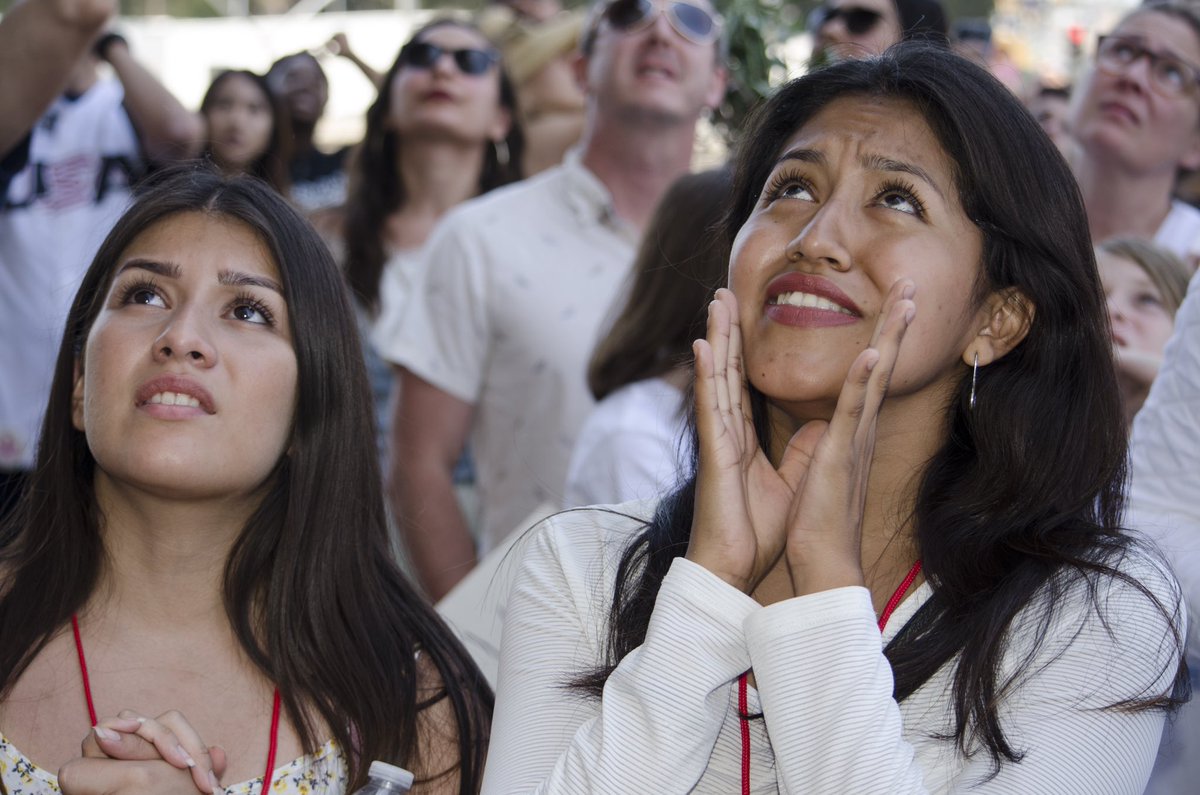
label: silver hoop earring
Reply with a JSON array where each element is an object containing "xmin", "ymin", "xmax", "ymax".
[
  {"xmin": 493, "ymin": 138, "xmax": 510, "ymax": 168},
  {"xmin": 969, "ymin": 352, "xmax": 979, "ymax": 410}
]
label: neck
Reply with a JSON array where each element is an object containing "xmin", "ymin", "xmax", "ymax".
[
  {"xmin": 754, "ymin": 391, "xmax": 944, "ymax": 608},
  {"xmin": 579, "ymin": 111, "xmax": 697, "ymax": 234},
  {"xmin": 387, "ymin": 138, "xmax": 487, "ymax": 250},
  {"xmin": 398, "ymin": 137, "xmax": 486, "ymax": 215},
  {"xmin": 291, "ymin": 120, "xmax": 317, "ymax": 155},
  {"xmin": 86, "ymin": 473, "xmax": 258, "ymax": 629},
  {"xmin": 1075, "ymin": 151, "xmax": 1175, "ymax": 243}
]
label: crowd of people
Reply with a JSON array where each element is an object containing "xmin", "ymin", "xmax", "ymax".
[{"xmin": 1, "ymin": 0, "xmax": 1199, "ymax": 792}]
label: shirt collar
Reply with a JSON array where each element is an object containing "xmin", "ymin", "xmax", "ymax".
[{"xmin": 560, "ymin": 147, "xmax": 638, "ymax": 244}]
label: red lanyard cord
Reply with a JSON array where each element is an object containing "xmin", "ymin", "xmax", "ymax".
[
  {"xmin": 71, "ymin": 614, "xmax": 281, "ymax": 794},
  {"xmin": 737, "ymin": 560, "xmax": 923, "ymax": 794}
]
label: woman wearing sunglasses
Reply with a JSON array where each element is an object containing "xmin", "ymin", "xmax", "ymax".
[
  {"xmin": 810, "ymin": 0, "xmax": 946, "ymax": 64},
  {"xmin": 1070, "ymin": 0, "xmax": 1200, "ymax": 264},
  {"xmin": 481, "ymin": 42, "xmax": 1186, "ymax": 794},
  {"xmin": 324, "ymin": 19, "xmax": 523, "ymax": 455}
]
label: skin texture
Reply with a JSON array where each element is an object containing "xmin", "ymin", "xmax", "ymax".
[
  {"xmin": 73, "ymin": 212, "xmax": 297, "ymax": 505},
  {"xmin": 387, "ymin": 25, "xmax": 511, "ymax": 147},
  {"xmin": 814, "ymin": 0, "xmax": 904, "ymax": 62},
  {"xmin": 204, "ymin": 75, "xmax": 275, "ymax": 174},
  {"xmin": 685, "ymin": 95, "xmax": 1031, "ymax": 610}
]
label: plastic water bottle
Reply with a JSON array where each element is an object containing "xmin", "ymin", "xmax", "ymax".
[{"xmin": 352, "ymin": 761, "xmax": 415, "ymax": 794}]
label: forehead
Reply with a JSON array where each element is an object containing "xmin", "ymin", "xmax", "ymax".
[
  {"xmin": 1115, "ymin": 10, "xmax": 1200, "ymax": 62},
  {"xmin": 1097, "ymin": 249, "xmax": 1153, "ymax": 281},
  {"xmin": 775, "ymin": 95, "xmax": 954, "ymax": 184},
  {"xmin": 117, "ymin": 212, "xmax": 281, "ymax": 283},
  {"xmin": 276, "ymin": 56, "xmax": 324, "ymax": 86},
  {"xmin": 213, "ymin": 74, "xmax": 267, "ymax": 101},
  {"xmin": 416, "ymin": 23, "xmax": 491, "ymax": 50}
]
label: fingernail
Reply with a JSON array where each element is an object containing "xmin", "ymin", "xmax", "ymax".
[
  {"xmin": 93, "ymin": 726, "xmax": 116, "ymax": 742},
  {"xmin": 903, "ymin": 282, "xmax": 916, "ymax": 299},
  {"xmin": 905, "ymin": 306, "xmax": 916, "ymax": 323},
  {"xmin": 177, "ymin": 744, "xmax": 196, "ymax": 767},
  {"xmin": 209, "ymin": 770, "xmax": 224, "ymax": 795}
]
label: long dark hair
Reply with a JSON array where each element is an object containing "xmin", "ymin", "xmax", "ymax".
[
  {"xmin": 200, "ymin": 69, "xmax": 292, "ymax": 196},
  {"xmin": 0, "ymin": 165, "xmax": 491, "ymax": 792},
  {"xmin": 575, "ymin": 43, "xmax": 1187, "ymax": 773},
  {"xmin": 588, "ymin": 168, "xmax": 732, "ymax": 401},
  {"xmin": 342, "ymin": 19, "xmax": 525, "ymax": 311}
]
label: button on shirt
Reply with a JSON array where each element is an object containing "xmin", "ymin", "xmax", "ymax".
[{"xmin": 373, "ymin": 150, "xmax": 637, "ymax": 551}]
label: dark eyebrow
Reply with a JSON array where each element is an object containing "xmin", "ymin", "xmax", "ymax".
[
  {"xmin": 114, "ymin": 260, "xmax": 283, "ymax": 295},
  {"xmin": 219, "ymin": 269, "xmax": 284, "ymax": 295},
  {"xmin": 116, "ymin": 259, "xmax": 181, "ymax": 279},
  {"xmin": 774, "ymin": 148, "xmax": 947, "ymax": 201},
  {"xmin": 862, "ymin": 154, "xmax": 946, "ymax": 200},
  {"xmin": 775, "ymin": 148, "xmax": 826, "ymax": 168}
]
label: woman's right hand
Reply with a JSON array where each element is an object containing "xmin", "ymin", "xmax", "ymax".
[
  {"xmin": 58, "ymin": 710, "xmax": 227, "ymax": 795},
  {"xmin": 687, "ymin": 289, "xmax": 809, "ymax": 593}
]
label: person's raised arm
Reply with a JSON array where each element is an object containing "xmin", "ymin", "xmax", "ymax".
[
  {"xmin": 98, "ymin": 33, "xmax": 204, "ymax": 164},
  {"xmin": 326, "ymin": 33, "xmax": 383, "ymax": 88},
  {"xmin": 391, "ymin": 368, "xmax": 477, "ymax": 601},
  {"xmin": 0, "ymin": 0, "xmax": 115, "ymax": 156}
]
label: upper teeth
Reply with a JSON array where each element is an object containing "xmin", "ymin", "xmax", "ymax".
[
  {"xmin": 772, "ymin": 291, "xmax": 854, "ymax": 314},
  {"xmin": 148, "ymin": 391, "xmax": 200, "ymax": 408}
]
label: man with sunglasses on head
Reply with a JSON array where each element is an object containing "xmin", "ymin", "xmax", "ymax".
[
  {"xmin": 376, "ymin": 0, "xmax": 727, "ymax": 603},
  {"xmin": 810, "ymin": 0, "xmax": 946, "ymax": 65}
]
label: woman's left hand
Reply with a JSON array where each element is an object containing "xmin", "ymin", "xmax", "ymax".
[
  {"xmin": 63, "ymin": 710, "xmax": 228, "ymax": 794},
  {"xmin": 782, "ymin": 279, "xmax": 915, "ymax": 596}
]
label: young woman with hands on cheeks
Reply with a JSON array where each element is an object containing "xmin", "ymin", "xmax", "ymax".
[
  {"xmin": 483, "ymin": 44, "xmax": 1186, "ymax": 794},
  {"xmin": 0, "ymin": 167, "xmax": 491, "ymax": 795}
]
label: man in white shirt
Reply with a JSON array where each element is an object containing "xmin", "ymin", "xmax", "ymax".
[{"xmin": 376, "ymin": 0, "xmax": 727, "ymax": 599}]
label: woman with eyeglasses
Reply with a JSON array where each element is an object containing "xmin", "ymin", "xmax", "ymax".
[
  {"xmin": 1070, "ymin": 0, "xmax": 1200, "ymax": 263},
  {"xmin": 810, "ymin": 0, "xmax": 946, "ymax": 64},
  {"xmin": 481, "ymin": 42, "xmax": 1186, "ymax": 794},
  {"xmin": 318, "ymin": 19, "xmax": 523, "ymax": 457}
]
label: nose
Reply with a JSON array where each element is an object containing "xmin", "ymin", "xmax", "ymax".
[
  {"xmin": 1113, "ymin": 54, "xmax": 1154, "ymax": 93},
  {"xmin": 431, "ymin": 50, "xmax": 458, "ymax": 77},
  {"xmin": 785, "ymin": 201, "xmax": 853, "ymax": 272},
  {"xmin": 152, "ymin": 305, "xmax": 218, "ymax": 368},
  {"xmin": 645, "ymin": 3, "xmax": 676, "ymax": 44}
]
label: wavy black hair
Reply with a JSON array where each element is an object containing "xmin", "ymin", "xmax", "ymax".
[{"xmin": 573, "ymin": 42, "xmax": 1187, "ymax": 775}]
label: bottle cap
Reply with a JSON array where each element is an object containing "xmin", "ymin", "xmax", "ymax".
[{"xmin": 368, "ymin": 760, "xmax": 416, "ymax": 788}]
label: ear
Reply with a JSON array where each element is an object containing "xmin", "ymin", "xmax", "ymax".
[
  {"xmin": 571, "ymin": 50, "xmax": 590, "ymax": 94},
  {"xmin": 704, "ymin": 65, "xmax": 729, "ymax": 112},
  {"xmin": 489, "ymin": 104, "xmax": 513, "ymax": 146},
  {"xmin": 961, "ymin": 287, "xmax": 1035, "ymax": 368},
  {"xmin": 71, "ymin": 359, "xmax": 86, "ymax": 433},
  {"xmin": 1180, "ymin": 128, "xmax": 1200, "ymax": 172}
]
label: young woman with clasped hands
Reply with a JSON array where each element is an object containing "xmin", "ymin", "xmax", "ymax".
[
  {"xmin": 483, "ymin": 44, "xmax": 1186, "ymax": 793},
  {"xmin": 0, "ymin": 167, "xmax": 491, "ymax": 795}
]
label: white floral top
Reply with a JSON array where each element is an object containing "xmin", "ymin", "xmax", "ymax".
[{"xmin": 0, "ymin": 732, "xmax": 347, "ymax": 794}]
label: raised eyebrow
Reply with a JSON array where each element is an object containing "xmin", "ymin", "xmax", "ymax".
[
  {"xmin": 862, "ymin": 154, "xmax": 946, "ymax": 201},
  {"xmin": 218, "ymin": 269, "xmax": 284, "ymax": 295},
  {"xmin": 115, "ymin": 259, "xmax": 181, "ymax": 279},
  {"xmin": 774, "ymin": 148, "xmax": 826, "ymax": 169}
]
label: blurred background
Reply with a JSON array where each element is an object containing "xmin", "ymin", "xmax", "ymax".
[{"xmin": 0, "ymin": 0, "xmax": 1141, "ymax": 150}]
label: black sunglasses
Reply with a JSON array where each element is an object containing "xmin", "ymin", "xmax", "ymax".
[
  {"xmin": 399, "ymin": 41, "xmax": 500, "ymax": 76},
  {"xmin": 813, "ymin": 5, "xmax": 883, "ymax": 36},
  {"xmin": 601, "ymin": 0, "xmax": 722, "ymax": 46}
]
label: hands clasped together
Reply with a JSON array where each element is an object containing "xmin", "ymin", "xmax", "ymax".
[
  {"xmin": 686, "ymin": 279, "xmax": 916, "ymax": 599},
  {"xmin": 59, "ymin": 710, "xmax": 227, "ymax": 795}
]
